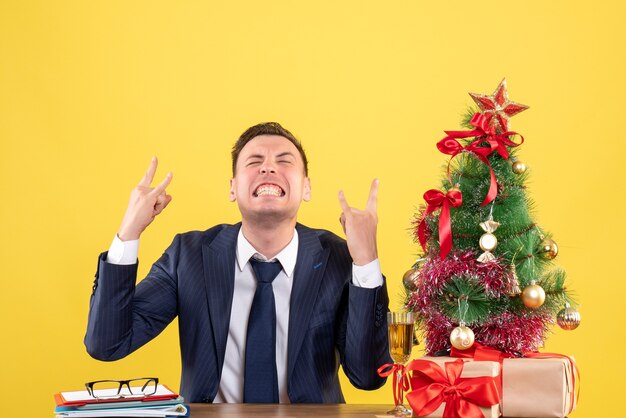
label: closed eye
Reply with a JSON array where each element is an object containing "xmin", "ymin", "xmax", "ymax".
[{"xmin": 275, "ymin": 152, "xmax": 296, "ymax": 164}]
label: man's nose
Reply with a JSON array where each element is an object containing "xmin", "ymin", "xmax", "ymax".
[{"xmin": 259, "ymin": 161, "xmax": 276, "ymax": 174}]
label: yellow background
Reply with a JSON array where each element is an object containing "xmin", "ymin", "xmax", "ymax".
[{"xmin": 1, "ymin": 1, "xmax": 623, "ymax": 416}]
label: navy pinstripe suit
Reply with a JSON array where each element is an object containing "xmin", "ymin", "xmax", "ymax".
[{"xmin": 85, "ymin": 223, "xmax": 391, "ymax": 403}]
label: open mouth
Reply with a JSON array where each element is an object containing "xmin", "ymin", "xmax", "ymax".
[{"xmin": 253, "ymin": 183, "xmax": 285, "ymax": 197}]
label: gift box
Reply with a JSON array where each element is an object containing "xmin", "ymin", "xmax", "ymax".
[
  {"xmin": 501, "ymin": 356, "xmax": 577, "ymax": 418},
  {"xmin": 405, "ymin": 356, "xmax": 501, "ymax": 418}
]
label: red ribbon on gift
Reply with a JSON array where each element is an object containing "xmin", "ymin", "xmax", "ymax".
[
  {"xmin": 405, "ymin": 358, "xmax": 500, "ymax": 418},
  {"xmin": 417, "ymin": 188, "xmax": 463, "ymax": 260},
  {"xmin": 378, "ymin": 363, "xmax": 410, "ymax": 408},
  {"xmin": 450, "ymin": 341, "xmax": 512, "ymax": 363},
  {"xmin": 437, "ymin": 113, "xmax": 524, "ymax": 206},
  {"xmin": 450, "ymin": 342, "xmax": 511, "ymax": 398}
]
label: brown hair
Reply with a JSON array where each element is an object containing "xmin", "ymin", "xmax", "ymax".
[{"xmin": 231, "ymin": 122, "xmax": 309, "ymax": 176}]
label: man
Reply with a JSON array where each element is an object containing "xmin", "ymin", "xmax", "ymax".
[{"xmin": 85, "ymin": 122, "xmax": 391, "ymax": 403}]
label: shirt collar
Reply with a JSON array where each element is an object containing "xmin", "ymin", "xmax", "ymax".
[{"xmin": 236, "ymin": 228, "xmax": 299, "ymax": 278}]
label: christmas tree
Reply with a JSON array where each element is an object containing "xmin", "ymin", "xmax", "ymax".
[{"xmin": 405, "ymin": 79, "xmax": 581, "ymax": 356}]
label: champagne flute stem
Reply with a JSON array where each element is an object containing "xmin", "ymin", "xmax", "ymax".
[{"xmin": 396, "ymin": 368, "xmax": 404, "ymax": 406}]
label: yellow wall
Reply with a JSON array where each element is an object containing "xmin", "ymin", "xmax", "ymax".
[{"xmin": 1, "ymin": 1, "xmax": 623, "ymax": 416}]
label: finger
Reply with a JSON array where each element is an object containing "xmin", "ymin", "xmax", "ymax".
[
  {"xmin": 152, "ymin": 171, "xmax": 173, "ymax": 196},
  {"xmin": 339, "ymin": 213, "xmax": 347, "ymax": 234},
  {"xmin": 155, "ymin": 194, "xmax": 166, "ymax": 206},
  {"xmin": 366, "ymin": 178, "xmax": 379, "ymax": 213},
  {"xmin": 338, "ymin": 190, "xmax": 351, "ymax": 213},
  {"xmin": 139, "ymin": 156, "xmax": 158, "ymax": 187},
  {"xmin": 154, "ymin": 195, "xmax": 172, "ymax": 215},
  {"xmin": 154, "ymin": 193, "xmax": 172, "ymax": 213}
]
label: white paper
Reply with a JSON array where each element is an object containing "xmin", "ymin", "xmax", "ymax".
[{"xmin": 61, "ymin": 384, "xmax": 175, "ymax": 402}]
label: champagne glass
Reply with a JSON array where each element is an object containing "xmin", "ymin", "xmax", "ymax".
[{"xmin": 386, "ymin": 311, "xmax": 415, "ymax": 416}]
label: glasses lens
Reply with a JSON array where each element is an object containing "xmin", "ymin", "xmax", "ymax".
[
  {"xmin": 129, "ymin": 378, "xmax": 158, "ymax": 396},
  {"xmin": 90, "ymin": 381, "xmax": 123, "ymax": 399}
]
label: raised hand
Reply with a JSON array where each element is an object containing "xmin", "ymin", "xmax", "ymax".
[
  {"xmin": 117, "ymin": 157, "xmax": 173, "ymax": 241},
  {"xmin": 338, "ymin": 179, "xmax": 379, "ymax": 266}
]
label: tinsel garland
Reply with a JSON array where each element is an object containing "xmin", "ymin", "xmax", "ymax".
[
  {"xmin": 418, "ymin": 309, "xmax": 552, "ymax": 356},
  {"xmin": 406, "ymin": 249, "xmax": 552, "ymax": 355}
]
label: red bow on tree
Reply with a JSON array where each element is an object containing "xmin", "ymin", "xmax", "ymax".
[
  {"xmin": 405, "ymin": 359, "xmax": 500, "ymax": 418},
  {"xmin": 437, "ymin": 113, "xmax": 524, "ymax": 206},
  {"xmin": 418, "ymin": 189, "xmax": 463, "ymax": 260}
]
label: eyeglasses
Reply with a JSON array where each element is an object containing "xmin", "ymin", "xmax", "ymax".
[{"xmin": 85, "ymin": 377, "xmax": 159, "ymax": 400}]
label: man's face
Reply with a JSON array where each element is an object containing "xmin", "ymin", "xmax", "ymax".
[{"xmin": 230, "ymin": 135, "xmax": 311, "ymax": 224}]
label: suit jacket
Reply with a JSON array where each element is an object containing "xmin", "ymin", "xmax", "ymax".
[{"xmin": 85, "ymin": 223, "xmax": 391, "ymax": 403}]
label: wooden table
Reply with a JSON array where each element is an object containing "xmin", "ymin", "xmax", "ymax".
[{"xmin": 187, "ymin": 404, "xmax": 393, "ymax": 417}]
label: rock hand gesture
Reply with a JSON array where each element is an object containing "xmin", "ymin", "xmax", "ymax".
[
  {"xmin": 117, "ymin": 157, "xmax": 173, "ymax": 241},
  {"xmin": 338, "ymin": 179, "xmax": 379, "ymax": 266}
]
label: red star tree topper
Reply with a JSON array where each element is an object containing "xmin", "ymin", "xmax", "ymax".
[{"xmin": 469, "ymin": 78, "xmax": 529, "ymax": 133}]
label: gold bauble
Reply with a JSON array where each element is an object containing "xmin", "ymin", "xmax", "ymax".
[
  {"xmin": 450, "ymin": 324, "xmax": 475, "ymax": 350},
  {"xmin": 557, "ymin": 304, "xmax": 581, "ymax": 330},
  {"xmin": 479, "ymin": 233, "xmax": 498, "ymax": 252},
  {"xmin": 540, "ymin": 238, "xmax": 559, "ymax": 260},
  {"xmin": 522, "ymin": 281, "xmax": 546, "ymax": 309},
  {"xmin": 512, "ymin": 160, "xmax": 527, "ymax": 174},
  {"xmin": 403, "ymin": 268, "xmax": 419, "ymax": 290}
]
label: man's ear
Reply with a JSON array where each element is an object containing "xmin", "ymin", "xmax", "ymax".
[
  {"xmin": 229, "ymin": 178, "xmax": 236, "ymax": 202},
  {"xmin": 303, "ymin": 177, "xmax": 311, "ymax": 202}
]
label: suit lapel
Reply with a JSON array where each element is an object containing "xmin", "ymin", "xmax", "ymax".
[
  {"xmin": 287, "ymin": 224, "xmax": 330, "ymax": 381},
  {"xmin": 202, "ymin": 223, "xmax": 240, "ymax": 378}
]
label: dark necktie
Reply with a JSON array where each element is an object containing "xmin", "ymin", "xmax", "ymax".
[{"xmin": 243, "ymin": 258, "xmax": 282, "ymax": 403}]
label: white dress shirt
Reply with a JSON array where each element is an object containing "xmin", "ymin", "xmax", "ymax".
[{"xmin": 106, "ymin": 228, "xmax": 383, "ymax": 403}]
